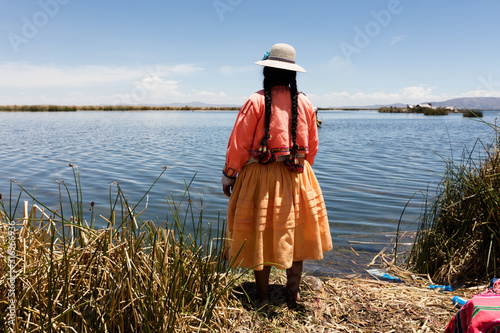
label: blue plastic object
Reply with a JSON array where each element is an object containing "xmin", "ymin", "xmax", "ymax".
[
  {"xmin": 429, "ymin": 284, "xmax": 453, "ymax": 292},
  {"xmin": 452, "ymin": 296, "xmax": 467, "ymax": 307},
  {"xmin": 366, "ymin": 269, "xmax": 402, "ymax": 282}
]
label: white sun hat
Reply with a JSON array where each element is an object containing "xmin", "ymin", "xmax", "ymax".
[{"xmin": 254, "ymin": 43, "xmax": 306, "ymax": 72}]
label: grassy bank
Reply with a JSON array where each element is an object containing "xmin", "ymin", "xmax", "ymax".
[
  {"xmin": 408, "ymin": 119, "xmax": 500, "ymax": 285},
  {"xmin": 0, "ymin": 105, "xmax": 240, "ymax": 112}
]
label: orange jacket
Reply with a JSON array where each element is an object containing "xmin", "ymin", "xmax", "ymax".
[{"xmin": 223, "ymin": 86, "xmax": 318, "ymax": 179}]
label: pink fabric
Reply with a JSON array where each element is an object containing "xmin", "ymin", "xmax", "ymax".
[
  {"xmin": 223, "ymin": 86, "xmax": 318, "ymax": 178},
  {"xmin": 445, "ymin": 294, "xmax": 500, "ymax": 332}
]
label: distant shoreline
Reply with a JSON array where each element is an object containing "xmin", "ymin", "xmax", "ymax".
[
  {"xmin": 0, "ymin": 105, "xmax": 241, "ymax": 112},
  {"xmin": 0, "ymin": 105, "xmax": 380, "ymax": 112},
  {"xmin": 317, "ymin": 107, "xmax": 378, "ymax": 111},
  {"xmin": 0, "ymin": 105, "xmax": 495, "ymax": 112}
]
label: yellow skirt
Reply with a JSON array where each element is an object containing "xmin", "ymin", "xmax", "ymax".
[{"xmin": 226, "ymin": 159, "xmax": 333, "ymax": 271}]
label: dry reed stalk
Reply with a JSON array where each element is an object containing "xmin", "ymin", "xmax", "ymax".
[
  {"xmin": 408, "ymin": 122, "xmax": 500, "ymax": 285},
  {"xmin": 226, "ymin": 263, "xmax": 463, "ymax": 333},
  {"xmin": 0, "ymin": 166, "xmax": 246, "ymax": 332}
]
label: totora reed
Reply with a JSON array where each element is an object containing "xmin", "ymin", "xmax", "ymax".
[
  {"xmin": 0, "ymin": 166, "xmax": 245, "ymax": 332},
  {"xmin": 1, "ymin": 162, "xmax": 488, "ymax": 332},
  {"xmin": 408, "ymin": 118, "xmax": 500, "ymax": 285}
]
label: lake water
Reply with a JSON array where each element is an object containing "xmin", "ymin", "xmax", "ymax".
[{"xmin": 1, "ymin": 110, "xmax": 499, "ymax": 276}]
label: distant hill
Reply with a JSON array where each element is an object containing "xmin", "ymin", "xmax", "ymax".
[
  {"xmin": 429, "ymin": 97, "xmax": 500, "ymax": 110},
  {"xmin": 103, "ymin": 97, "xmax": 500, "ymax": 110},
  {"xmin": 330, "ymin": 97, "xmax": 500, "ymax": 110}
]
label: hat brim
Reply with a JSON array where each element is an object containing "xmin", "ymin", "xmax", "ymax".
[{"xmin": 254, "ymin": 59, "xmax": 306, "ymax": 72}]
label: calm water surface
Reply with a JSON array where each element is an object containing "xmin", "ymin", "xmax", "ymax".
[{"xmin": 1, "ymin": 110, "xmax": 499, "ymax": 276}]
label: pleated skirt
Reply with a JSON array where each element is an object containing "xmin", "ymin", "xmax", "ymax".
[{"xmin": 225, "ymin": 158, "xmax": 333, "ymax": 271}]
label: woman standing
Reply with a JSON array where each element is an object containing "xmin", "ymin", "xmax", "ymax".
[{"xmin": 222, "ymin": 43, "xmax": 332, "ymax": 306}]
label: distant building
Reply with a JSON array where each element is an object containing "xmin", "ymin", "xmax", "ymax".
[
  {"xmin": 416, "ymin": 103, "xmax": 433, "ymax": 108},
  {"xmin": 406, "ymin": 103, "xmax": 457, "ymax": 112}
]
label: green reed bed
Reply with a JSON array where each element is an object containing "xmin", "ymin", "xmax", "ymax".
[
  {"xmin": 0, "ymin": 105, "xmax": 78, "ymax": 112},
  {"xmin": 408, "ymin": 120, "xmax": 500, "ymax": 285},
  {"xmin": 421, "ymin": 107, "xmax": 448, "ymax": 116},
  {"xmin": 378, "ymin": 106, "xmax": 449, "ymax": 115},
  {"xmin": 462, "ymin": 109, "xmax": 484, "ymax": 118},
  {"xmin": 377, "ymin": 106, "xmax": 407, "ymax": 113},
  {"xmin": 0, "ymin": 166, "xmax": 245, "ymax": 332},
  {"xmin": 0, "ymin": 105, "xmax": 240, "ymax": 112}
]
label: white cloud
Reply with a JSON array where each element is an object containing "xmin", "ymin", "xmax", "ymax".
[
  {"xmin": 4, "ymin": 61, "xmax": 498, "ymax": 107},
  {"xmin": 460, "ymin": 74, "xmax": 500, "ymax": 98},
  {"xmin": 389, "ymin": 35, "xmax": 408, "ymax": 46},
  {"xmin": 310, "ymin": 85, "xmax": 449, "ymax": 107},
  {"xmin": 110, "ymin": 79, "xmax": 245, "ymax": 105},
  {"xmin": 456, "ymin": 89, "xmax": 500, "ymax": 98},
  {"xmin": 111, "ymin": 77, "xmax": 185, "ymax": 105},
  {"xmin": 0, "ymin": 61, "xmax": 244, "ymax": 105},
  {"xmin": 0, "ymin": 62, "xmax": 204, "ymax": 88},
  {"xmin": 398, "ymin": 85, "xmax": 434, "ymax": 100},
  {"xmin": 0, "ymin": 62, "xmax": 140, "ymax": 87}
]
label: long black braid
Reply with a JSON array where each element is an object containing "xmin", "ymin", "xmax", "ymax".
[
  {"xmin": 262, "ymin": 72, "xmax": 273, "ymax": 148},
  {"xmin": 289, "ymin": 74, "xmax": 299, "ymax": 157},
  {"xmin": 257, "ymin": 67, "xmax": 302, "ymax": 172}
]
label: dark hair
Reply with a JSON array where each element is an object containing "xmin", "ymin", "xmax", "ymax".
[{"xmin": 261, "ymin": 67, "xmax": 298, "ymax": 155}]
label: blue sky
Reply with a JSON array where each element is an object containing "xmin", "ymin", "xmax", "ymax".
[{"xmin": 1, "ymin": 0, "xmax": 499, "ymax": 107}]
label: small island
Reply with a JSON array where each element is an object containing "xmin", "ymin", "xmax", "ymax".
[{"xmin": 378, "ymin": 103, "xmax": 484, "ymax": 117}]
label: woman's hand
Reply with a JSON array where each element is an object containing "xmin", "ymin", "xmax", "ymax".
[
  {"xmin": 223, "ymin": 184, "xmax": 233, "ymax": 197},
  {"xmin": 221, "ymin": 174, "xmax": 236, "ymax": 197}
]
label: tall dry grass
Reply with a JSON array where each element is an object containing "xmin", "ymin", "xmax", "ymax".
[
  {"xmin": 0, "ymin": 105, "xmax": 239, "ymax": 112},
  {"xmin": 0, "ymin": 166, "xmax": 245, "ymax": 332},
  {"xmin": 408, "ymin": 119, "xmax": 500, "ymax": 285}
]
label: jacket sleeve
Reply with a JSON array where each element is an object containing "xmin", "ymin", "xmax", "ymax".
[
  {"xmin": 303, "ymin": 95, "xmax": 319, "ymax": 166},
  {"xmin": 222, "ymin": 98, "xmax": 260, "ymax": 179}
]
